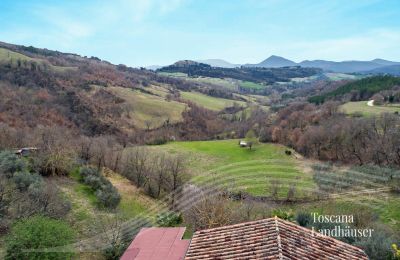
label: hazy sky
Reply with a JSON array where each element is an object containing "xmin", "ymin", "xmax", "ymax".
[{"xmin": 1, "ymin": 0, "xmax": 399, "ymax": 66}]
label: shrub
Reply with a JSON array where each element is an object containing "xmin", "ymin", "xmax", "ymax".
[
  {"xmin": 83, "ymin": 175, "xmax": 103, "ymax": 190},
  {"xmin": 12, "ymin": 171, "xmax": 42, "ymax": 191},
  {"xmin": 392, "ymin": 244, "xmax": 400, "ymax": 259},
  {"xmin": 79, "ymin": 167, "xmax": 121, "ymax": 209},
  {"xmin": 354, "ymin": 225, "xmax": 397, "ymax": 260},
  {"xmin": 0, "ymin": 151, "xmax": 26, "ymax": 178},
  {"xmin": 5, "ymin": 215, "xmax": 75, "ymax": 260},
  {"xmin": 296, "ymin": 212, "xmax": 312, "ymax": 227},
  {"xmin": 95, "ymin": 184, "xmax": 121, "ymax": 209},
  {"xmin": 79, "ymin": 166, "xmax": 99, "ymax": 180},
  {"xmin": 146, "ymin": 138, "xmax": 167, "ymax": 145},
  {"xmin": 156, "ymin": 212, "xmax": 183, "ymax": 227},
  {"xmin": 272, "ymin": 209, "xmax": 294, "ymax": 221}
]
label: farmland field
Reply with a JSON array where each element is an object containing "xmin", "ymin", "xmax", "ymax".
[
  {"xmin": 239, "ymin": 81, "xmax": 265, "ymax": 90},
  {"xmin": 180, "ymin": 91, "xmax": 246, "ymax": 111},
  {"xmin": 341, "ymin": 101, "xmax": 400, "ymax": 116},
  {"xmin": 152, "ymin": 140, "xmax": 315, "ymax": 198},
  {"xmin": 109, "ymin": 86, "xmax": 187, "ymax": 128}
]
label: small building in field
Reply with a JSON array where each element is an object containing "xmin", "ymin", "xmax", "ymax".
[
  {"xmin": 121, "ymin": 217, "xmax": 368, "ymax": 260},
  {"xmin": 239, "ymin": 140, "xmax": 248, "ymax": 147},
  {"xmin": 14, "ymin": 147, "xmax": 38, "ymax": 156}
]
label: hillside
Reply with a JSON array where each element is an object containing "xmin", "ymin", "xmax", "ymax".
[
  {"xmin": 0, "ymin": 42, "xmax": 256, "ymax": 139},
  {"xmin": 148, "ymin": 140, "xmax": 314, "ymax": 199},
  {"xmin": 196, "ymin": 59, "xmax": 238, "ymax": 68},
  {"xmin": 242, "ymin": 53, "xmax": 400, "ymax": 74},
  {"xmin": 309, "ymin": 75, "xmax": 400, "ymax": 104},
  {"xmin": 157, "ymin": 60, "xmax": 321, "ymax": 84},
  {"xmin": 361, "ymin": 64, "xmax": 400, "ymax": 76},
  {"xmin": 245, "ymin": 55, "xmax": 296, "ymax": 68}
]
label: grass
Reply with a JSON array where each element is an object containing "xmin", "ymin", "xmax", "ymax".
[
  {"xmin": 109, "ymin": 86, "xmax": 187, "ymax": 129},
  {"xmin": 57, "ymin": 168, "xmax": 160, "ymax": 234},
  {"xmin": 290, "ymin": 192, "xmax": 400, "ymax": 231},
  {"xmin": 69, "ymin": 168, "xmax": 98, "ymax": 206},
  {"xmin": 324, "ymin": 73, "xmax": 361, "ymax": 81},
  {"xmin": 0, "ymin": 47, "xmax": 77, "ymax": 72},
  {"xmin": 152, "ymin": 140, "xmax": 315, "ymax": 198},
  {"xmin": 180, "ymin": 91, "xmax": 246, "ymax": 111},
  {"xmin": 55, "ymin": 169, "xmax": 161, "ymax": 259},
  {"xmin": 340, "ymin": 101, "xmax": 400, "ymax": 116},
  {"xmin": 106, "ymin": 171, "xmax": 162, "ymax": 220},
  {"xmin": 189, "ymin": 77, "xmax": 237, "ymax": 89},
  {"xmin": 158, "ymin": 72, "xmax": 188, "ymax": 77},
  {"xmin": 233, "ymin": 105, "xmax": 269, "ymax": 120},
  {"xmin": 0, "ymin": 47, "xmax": 36, "ymax": 62},
  {"xmin": 239, "ymin": 81, "xmax": 265, "ymax": 90}
]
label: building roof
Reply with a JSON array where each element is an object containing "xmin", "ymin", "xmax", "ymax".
[
  {"xmin": 185, "ymin": 217, "xmax": 368, "ymax": 260},
  {"xmin": 120, "ymin": 227, "xmax": 190, "ymax": 260}
]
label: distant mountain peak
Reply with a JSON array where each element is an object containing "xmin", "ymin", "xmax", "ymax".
[
  {"xmin": 196, "ymin": 59, "xmax": 238, "ymax": 68},
  {"xmin": 246, "ymin": 55, "xmax": 296, "ymax": 68},
  {"xmin": 371, "ymin": 58, "xmax": 400, "ymax": 66}
]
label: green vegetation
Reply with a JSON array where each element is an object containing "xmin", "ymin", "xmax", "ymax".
[
  {"xmin": 158, "ymin": 61, "xmax": 321, "ymax": 84},
  {"xmin": 107, "ymin": 171, "xmax": 161, "ymax": 220},
  {"xmin": 109, "ymin": 86, "xmax": 187, "ymax": 128},
  {"xmin": 324, "ymin": 72, "xmax": 361, "ymax": 81},
  {"xmin": 0, "ymin": 47, "xmax": 77, "ymax": 72},
  {"xmin": 5, "ymin": 215, "xmax": 75, "ymax": 260},
  {"xmin": 180, "ymin": 91, "xmax": 245, "ymax": 111},
  {"xmin": 239, "ymin": 81, "xmax": 265, "ymax": 90},
  {"xmin": 0, "ymin": 47, "xmax": 36, "ymax": 62},
  {"xmin": 340, "ymin": 101, "xmax": 400, "ymax": 116},
  {"xmin": 309, "ymin": 75, "xmax": 400, "ymax": 104},
  {"xmin": 156, "ymin": 212, "xmax": 183, "ymax": 227},
  {"xmin": 154, "ymin": 140, "xmax": 314, "ymax": 198},
  {"xmin": 79, "ymin": 167, "xmax": 121, "ymax": 209},
  {"xmin": 158, "ymin": 72, "xmax": 188, "ymax": 78}
]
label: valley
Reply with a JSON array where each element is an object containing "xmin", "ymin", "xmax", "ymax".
[{"xmin": 0, "ymin": 41, "xmax": 399, "ymax": 260}]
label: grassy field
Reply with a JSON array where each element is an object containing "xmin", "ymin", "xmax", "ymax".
[
  {"xmin": 0, "ymin": 47, "xmax": 36, "ymax": 62},
  {"xmin": 0, "ymin": 47, "xmax": 77, "ymax": 72},
  {"xmin": 158, "ymin": 72, "xmax": 188, "ymax": 78},
  {"xmin": 180, "ymin": 91, "xmax": 246, "ymax": 111},
  {"xmin": 152, "ymin": 140, "xmax": 315, "ymax": 198},
  {"xmin": 239, "ymin": 81, "xmax": 265, "ymax": 90},
  {"xmin": 324, "ymin": 72, "xmax": 362, "ymax": 81},
  {"xmin": 341, "ymin": 101, "xmax": 400, "ymax": 116},
  {"xmin": 55, "ymin": 169, "xmax": 160, "ymax": 259},
  {"xmin": 109, "ymin": 86, "xmax": 187, "ymax": 129}
]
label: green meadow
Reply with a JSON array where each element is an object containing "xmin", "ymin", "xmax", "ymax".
[
  {"xmin": 153, "ymin": 140, "xmax": 315, "ymax": 198},
  {"xmin": 180, "ymin": 91, "xmax": 246, "ymax": 111},
  {"xmin": 341, "ymin": 101, "xmax": 400, "ymax": 116}
]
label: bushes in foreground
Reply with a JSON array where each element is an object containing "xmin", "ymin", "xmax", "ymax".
[
  {"xmin": 156, "ymin": 212, "xmax": 183, "ymax": 227},
  {"xmin": 79, "ymin": 167, "xmax": 121, "ymax": 209},
  {"xmin": 5, "ymin": 215, "xmax": 75, "ymax": 260},
  {"xmin": 0, "ymin": 151, "xmax": 71, "ymax": 230}
]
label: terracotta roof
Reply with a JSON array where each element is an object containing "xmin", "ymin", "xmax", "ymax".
[
  {"xmin": 121, "ymin": 227, "xmax": 190, "ymax": 260},
  {"xmin": 185, "ymin": 217, "xmax": 368, "ymax": 260}
]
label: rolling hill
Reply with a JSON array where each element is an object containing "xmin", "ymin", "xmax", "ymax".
[
  {"xmin": 309, "ymin": 75, "xmax": 400, "ymax": 104},
  {"xmin": 245, "ymin": 55, "xmax": 296, "ymax": 68},
  {"xmin": 196, "ymin": 59, "xmax": 239, "ymax": 68},
  {"xmin": 241, "ymin": 53, "xmax": 400, "ymax": 74},
  {"xmin": 361, "ymin": 64, "xmax": 400, "ymax": 76}
]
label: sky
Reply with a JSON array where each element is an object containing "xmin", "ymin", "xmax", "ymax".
[{"xmin": 0, "ymin": 0, "xmax": 399, "ymax": 67}]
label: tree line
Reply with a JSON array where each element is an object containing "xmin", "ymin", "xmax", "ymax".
[{"xmin": 261, "ymin": 101, "xmax": 400, "ymax": 167}]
